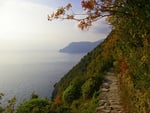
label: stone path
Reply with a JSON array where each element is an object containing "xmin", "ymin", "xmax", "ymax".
[{"xmin": 96, "ymin": 72, "xmax": 125, "ymax": 113}]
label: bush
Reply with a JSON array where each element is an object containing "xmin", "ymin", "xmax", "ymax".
[
  {"xmin": 16, "ymin": 98, "xmax": 51, "ymax": 113},
  {"xmin": 82, "ymin": 91, "xmax": 99, "ymax": 113},
  {"xmin": 63, "ymin": 84, "xmax": 81, "ymax": 104},
  {"xmin": 53, "ymin": 105, "xmax": 71, "ymax": 113},
  {"xmin": 63, "ymin": 78, "xmax": 83, "ymax": 104},
  {"xmin": 81, "ymin": 76, "xmax": 103, "ymax": 99}
]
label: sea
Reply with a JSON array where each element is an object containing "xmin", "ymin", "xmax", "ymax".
[{"xmin": 0, "ymin": 50, "xmax": 85, "ymax": 105}]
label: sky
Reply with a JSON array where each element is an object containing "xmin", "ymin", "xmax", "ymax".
[{"xmin": 0, "ymin": 0, "xmax": 111, "ymax": 51}]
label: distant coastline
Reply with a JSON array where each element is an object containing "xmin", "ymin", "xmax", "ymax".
[{"xmin": 59, "ymin": 39, "xmax": 104, "ymax": 54}]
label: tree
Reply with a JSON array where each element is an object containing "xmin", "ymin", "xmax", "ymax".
[
  {"xmin": 48, "ymin": 0, "xmax": 134, "ymax": 29},
  {"xmin": 48, "ymin": 0, "xmax": 150, "ymax": 40},
  {"xmin": 48, "ymin": 0, "xmax": 114, "ymax": 30}
]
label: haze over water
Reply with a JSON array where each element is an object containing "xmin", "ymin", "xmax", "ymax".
[{"xmin": 0, "ymin": 50, "xmax": 85, "ymax": 105}]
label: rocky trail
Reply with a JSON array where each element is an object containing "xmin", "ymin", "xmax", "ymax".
[{"xmin": 96, "ymin": 72, "xmax": 126, "ymax": 113}]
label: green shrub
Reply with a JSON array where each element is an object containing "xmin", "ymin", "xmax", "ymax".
[
  {"xmin": 82, "ymin": 91, "xmax": 99, "ymax": 113},
  {"xmin": 0, "ymin": 93, "xmax": 4, "ymax": 113},
  {"xmin": 81, "ymin": 76, "xmax": 103, "ymax": 99},
  {"xmin": 16, "ymin": 98, "xmax": 51, "ymax": 113},
  {"xmin": 30, "ymin": 92, "xmax": 39, "ymax": 99},
  {"xmin": 54, "ymin": 105, "xmax": 71, "ymax": 113},
  {"xmin": 63, "ymin": 77, "xmax": 83, "ymax": 104}
]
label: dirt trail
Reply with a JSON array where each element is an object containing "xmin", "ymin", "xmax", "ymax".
[{"xmin": 96, "ymin": 72, "xmax": 125, "ymax": 113}]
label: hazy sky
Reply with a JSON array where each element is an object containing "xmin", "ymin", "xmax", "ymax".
[{"xmin": 0, "ymin": 0, "xmax": 111, "ymax": 51}]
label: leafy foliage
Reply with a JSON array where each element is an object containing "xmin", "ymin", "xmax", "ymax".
[
  {"xmin": 48, "ymin": 0, "xmax": 115, "ymax": 29},
  {"xmin": 0, "ymin": 93, "xmax": 4, "ymax": 113},
  {"xmin": 16, "ymin": 98, "xmax": 51, "ymax": 113},
  {"xmin": 81, "ymin": 76, "xmax": 103, "ymax": 99},
  {"xmin": 5, "ymin": 97, "xmax": 16, "ymax": 113},
  {"xmin": 63, "ymin": 79, "xmax": 82, "ymax": 104}
]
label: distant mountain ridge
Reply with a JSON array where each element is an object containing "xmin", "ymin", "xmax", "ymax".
[{"xmin": 59, "ymin": 39, "xmax": 104, "ymax": 53}]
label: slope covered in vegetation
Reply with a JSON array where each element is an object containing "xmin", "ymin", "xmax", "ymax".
[
  {"xmin": 51, "ymin": 31, "xmax": 116, "ymax": 113},
  {"xmin": 51, "ymin": 27, "xmax": 150, "ymax": 113}
]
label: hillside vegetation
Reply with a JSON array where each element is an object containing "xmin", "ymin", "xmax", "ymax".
[
  {"xmin": 52, "ymin": 28, "xmax": 150, "ymax": 113},
  {"xmin": 51, "ymin": 31, "xmax": 118, "ymax": 113}
]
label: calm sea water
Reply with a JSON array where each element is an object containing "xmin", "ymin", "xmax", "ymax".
[{"xmin": 0, "ymin": 50, "xmax": 85, "ymax": 105}]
